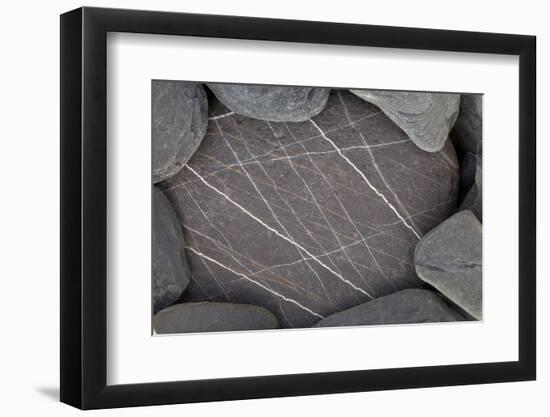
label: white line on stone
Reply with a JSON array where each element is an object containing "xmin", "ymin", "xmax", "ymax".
[
  {"xmin": 225, "ymin": 119, "xmax": 336, "ymax": 302},
  {"xmin": 183, "ymin": 187, "xmax": 236, "ymax": 251},
  {"xmin": 197, "ymin": 255, "xmax": 229, "ymax": 299},
  {"xmin": 184, "ymin": 223, "xmax": 257, "ymax": 282},
  {"xmin": 208, "ymin": 111, "xmax": 383, "ymax": 165},
  {"xmin": 285, "ymin": 120, "xmax": 393, "ymax": 291},
  {"xmin": 185, "ymin": 164, "xmax": 373, "ymax": 298},
  {"xmin": 228, "ymin": 140, "xmax": 411, "ymax": 166},
  {"xmin": 185, "ymin": 222, "xmax": 333, "ymax": 306},
  {"xmin": 337, "ymin": 90, "xmax": 421, "ymax": 240},
  {"xmin": 272, "ymin": 121, "xmax": 376, "ymax": 294},
  {"xmin": 309, "ymin": 119, "xmax": 421, "ymax": 240},
  {"xmin": 246, "ymin": 230, "xmax": 386, "ymax": 278},
  {"xmin": 440, "ymin": 147, "xmax": 458, "ymax": 168},
  {"xmin": 186, "ymin": 246, "xmax": 324, "ymax": 319},
  {"xmin": 208, "ymin": 111, "xmax": 234, "ymax": 120}
]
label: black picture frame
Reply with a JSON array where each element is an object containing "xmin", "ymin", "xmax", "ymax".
[{"xmin": 60, "ymin": 6, "xmax": 536, "ymax": 410}]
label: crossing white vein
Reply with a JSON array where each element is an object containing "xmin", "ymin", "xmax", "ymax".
[
  {"xmin": 189, "ymin": 274, "xmax": 210, "ymax": 299},
  {"xmin": 185, "ymin": 222, "xmax": 256, "ymax": 275},
  {"xmin": 278, "ymin": 301, "xmax": 296, "ymax": 327},
  {"xmin": 178, "ymin": 155, "xmax": 419, "ymax": 247},
  {"xmin": 247, "ymin": 229, "xmax": 387, "ymax": 278},
  {"xmin": 271, "ymin": 121, "xmax": 374, "ymax": 295},
  {"xmin": 198, "ymin": 255, "xmax": 229, "ymax": 299},
  {"xmin": 305, "ymin": 148, "xmax": 393, "ymax": 290},
  {"xmin": 177, "ymin": 156, "xmax": 378, "ymax": 247},
  {"xmin": 357, "ymin": 132, "xmax": 421, "ymax": 237},
  {"xmin": 186, "ymin": 246, "xmax": 324, "ymax": 319},
  {"xmin": 232, "ymin": 200, "xmax": 453, "ymax": 280},
  {"xmin": 230, "ymin": 119, "xmax": 335, "ymax": 302},
  {"xmin": 185, "ymin": 222, "xmax": 332, "ymax": 306},
  {"xmin": 337, "ymin": 91, "xmax": 421, "ymax": 239},
  {"xmin": 283, "ymin": 122, "xmax": 388, "ymax": 292},
  {"xmin": 183, "ymin": 187, "xmax": 236, "ymax": 251},
  {"xmin": 185, "ymin": 222, "xmax": 254, "ymax": 277},
  {"xmin": 213, "ymin": 111, "xmax": 383, "ymax": 165},
  {"xmin": 310, "ymin": 119, "xmax": 421, "ymax": 240},
  {"xmin": 172, "ymin": 114, "xmax": 389, "ymax": 187},
  {"xmin": 170, "ymin": 140, "xmax": 406, "ymax": 192},
  {"xmin": 185, "ymin": 164, "xmax": 371, "ymax": 297},
  {"xmin": 227, "ymin": 140, "xmax": 411, "ymax": 167}
]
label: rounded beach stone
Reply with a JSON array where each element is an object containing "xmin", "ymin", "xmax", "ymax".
[
  {"xmin": 152, "ymin": 81, "xmax": 208, "ymax": 183},
  {"xmin": 350, "ymin": 89, "xmax": 460, "ymax": 152},
  {"xmin": 206, "ymin": 83, "xmax": 330, "ymax": 122},
  {"xmin": 414, "ymin": 210, "xmax": 482, "ymax": 320},
  {"xmin": 451, "ymin": 94, "xmax": 482, "ymax": 154},
  {"xmin": 459, "ymin": 152, "xmax": 477, "ymax": 204},
  {"xmin": 460, "ymin": 148, "xmax": 482, "ymax": 221},
  {"xmin": 153, "ymin": 302, "xmax": 279, "ymax": 334},
  {"xmin": 152, "ymin": 186, "xmax": 190, "ymax": 313},
  {"xmin": 313, "ymin": 289, "xmax": 464, "ymax": 327}
]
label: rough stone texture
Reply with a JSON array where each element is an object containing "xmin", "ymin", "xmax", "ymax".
[
  {"xmin": 460, "ymin": 146, "xmax": 482, "ymax": 221},
  {"xmin": 350, "ymin": 89, "xmax": 461, "ymax": 152},
  {"xmin": 153, "ymin": 302, "xmax": 279, "ymax": 334},
  {"xmin": 152, "ymin": 186, "xmax": 190, "ymax": 313},
  {"xmin": 414, "ymin": 210, "xmax": 482, "ymax": 320},
  {"xmin": 313, "ymin": 289, "xmax": 464, "ymax": 327},
  {"xmin": 207, "ymin": 83, "xmax": 330, "ymax": 122},
  {"xmin": 459, "ymin": 152, "xmax": 477, "ymax": 204},
  {"xmin": 152, "ymin": 81, "xmax": 208, "ymax": 183},
  {"xmin": 451, "ymin": 94, "xmax": 482, "ymax": 154},
  {"xmin": 162, "ymin": 90, "xmax": 460, "ymax": 328}
]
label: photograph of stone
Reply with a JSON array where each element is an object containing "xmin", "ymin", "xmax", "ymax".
[{"xmin": 151, "ymin": 81, "xmax": 482, "ymax": 334}]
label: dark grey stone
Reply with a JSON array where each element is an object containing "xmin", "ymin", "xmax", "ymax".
[
  {"xmin": 350, "ymin": 89, "xmax": 460, "ymax": 152},
  {"xmin": 162, "ymin": 90, "xmax": 459, "ymax": 328},
  {"xmin": 153, "ymin": 302, "xmax": 279, "ymax": 334},
  {"xmin": 152, "ymin": 81, "xmax": 208, "ymax": 183},
  {"xmin": 414, "ymin": 210, "xmax": 482, "ymax": 320},
  {"xmin": 459, "ymin": 152, "xmax": 477, "ymax": 204},
  {"xmin": 313, "ymin": 289, "xmax": 464, "ymax": 327},
  {"xmin": 207, "ymin": 83, "xmax": 330, "ymax": 122},
  {"xmin": 152, "ymin": 186, "xmax": 190, "ymax": 313},
  {"xmin": 460, "ymin": 150, "xmax": 482, "ymax": 221},
  {"xmin": 451, "ymin": 94, "xmax": 482, "ymax": 154}
]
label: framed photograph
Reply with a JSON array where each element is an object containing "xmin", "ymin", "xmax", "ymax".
[{"xmin": 60, "ymin": 6, "xmax": 536, "ymax": 409}]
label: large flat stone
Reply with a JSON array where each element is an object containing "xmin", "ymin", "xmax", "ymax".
[
  {"xmin": 152, "ymin": 81, "xmax": 208, "ymax": 183},
  {"xmin": 313, "ymin": 289, "xmax": 464, "ymax": 327},
  {"xmin": 162, "ymin": 90, "xmax": 460, "ymax": 328},
  {"xmin": 350, "ymin": 89, "xmax": 460, "ymax": 152},
  {"xmin": 152, "ymin": 186, "xmax": 190, "ymax": 313},
  {"xmin": 207, "ymin": 83, "xmax": 330, "ymax": 122},
  {"xmin": 414, "ymin": 210, "xmax": 482, "ymax": 319},
  {"xmin": 153, "ymin": 302, "xmax": 279, "ymax": 334}
]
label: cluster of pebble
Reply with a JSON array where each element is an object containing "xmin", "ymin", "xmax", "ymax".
[{"xmin": 152, "ymin": 82, "xmax": 482, "ymax": 334}]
